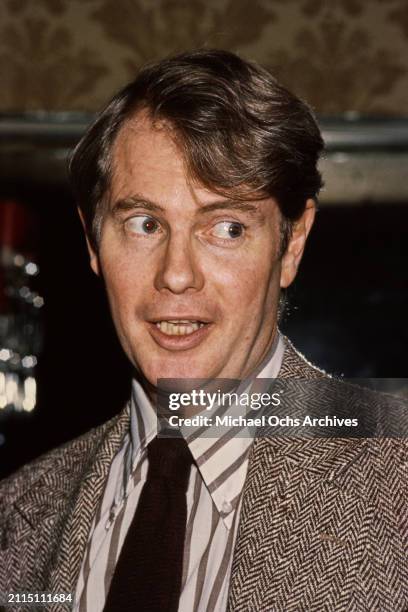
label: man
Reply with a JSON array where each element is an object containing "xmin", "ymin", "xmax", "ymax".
[{"xmin": 0, "ymin": 50, "xmax": 407, "ymax": 612}]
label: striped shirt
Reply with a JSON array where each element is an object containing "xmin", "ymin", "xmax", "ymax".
[{"xmin": 73, "ymin": 333, "xmax": 285, "ymax": 612}]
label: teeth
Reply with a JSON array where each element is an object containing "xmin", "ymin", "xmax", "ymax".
[{"xmin": 156, "ymin": 321, "xmax": 205, "ymax": 336}]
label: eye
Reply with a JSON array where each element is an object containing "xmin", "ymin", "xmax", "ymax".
[
  {"xmin": 212, "ymin": 221, "xmax": 244, "ymax": 240},
  {"xmin": 125, "ymin": 215, "xmax": 160, "ymax": 235}
]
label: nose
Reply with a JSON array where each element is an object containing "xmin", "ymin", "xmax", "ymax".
[{"xmin": 154, "ymin": 231, "xmax": 204, "ymax": 294}]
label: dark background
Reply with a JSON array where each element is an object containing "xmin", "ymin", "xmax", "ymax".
[{"xmin": 0, "ymin": 183, "xmax": 407, "ymax": 479}]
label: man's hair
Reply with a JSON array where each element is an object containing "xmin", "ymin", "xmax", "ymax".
[{"xmin": 69, "ymin": 49, "xmax": 324, "ymax": 254}]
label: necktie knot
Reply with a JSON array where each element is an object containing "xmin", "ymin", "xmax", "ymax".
[{"xmin": 147, "ymin": 436, "xmax": 193, "ymax": 489}]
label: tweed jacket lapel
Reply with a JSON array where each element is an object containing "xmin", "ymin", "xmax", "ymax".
[
  {"xmin": 44, "ymin": 407, "xmax": 131, "ymax": 598},
  {"xmin": 0, "ymin": 405, "xmax": 130, "ymax": 603},
  {"xmin": 227, "ymin": 342, "xmax": 372, "ymax": 611}
]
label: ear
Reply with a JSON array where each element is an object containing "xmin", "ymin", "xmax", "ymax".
[
  {"xmin": 77, "ymin": 208, "xmax": 100, "ymax": 277},
  {"xmin": 280, "ymin": 199, "xmax": 316, "ymax": 289}
]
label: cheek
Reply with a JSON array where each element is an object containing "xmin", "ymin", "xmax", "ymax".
[
  {"xmin": 99, "ymin": 251, "xmax": 149, "ymax": 322},
  {"xmin": 207, "ymin": 250, "xmax": 280, "ymax": 315}
]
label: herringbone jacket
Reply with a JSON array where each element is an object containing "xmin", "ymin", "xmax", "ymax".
[{"xmin": 0, "ymin": 342, "xmax": 407, "ymax": 611}]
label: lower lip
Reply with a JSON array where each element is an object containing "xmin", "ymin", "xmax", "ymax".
[{"xmin": 148, "ymin": 322, "xmax": 212, "ymax": 351}]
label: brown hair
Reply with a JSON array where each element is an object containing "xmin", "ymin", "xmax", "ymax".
[{"xmin": 69, "ymin": 49, "xmax": 324, "ymax": 253}]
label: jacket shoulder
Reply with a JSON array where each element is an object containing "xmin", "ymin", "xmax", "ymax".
[
  {"xmin": 0, "ymin": 412, "xmax": 124, "ymax": 515},
  {"xmin": 279, "ymin": 335, "xmax": 328, "ymax": 379},
  {"xmin": 280, "ymin": 336, "xmax": 408, "ymax": 438}
]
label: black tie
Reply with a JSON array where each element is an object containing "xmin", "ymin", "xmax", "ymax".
[{"xmin": 103, "ymin": 436, "xmax": 194, "ymax": 612}]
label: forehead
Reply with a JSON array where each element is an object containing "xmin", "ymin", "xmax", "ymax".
[
  {"xmin": 110, "ymin": 113, "xmax": 191, "ymax": 198},
  {"xmin": 108, "ymin": 112, "xmax": 280, "ymax": 223},
  {"xmin": 113, "ymin": 113, "xmax": 179, "ymax": 165}
]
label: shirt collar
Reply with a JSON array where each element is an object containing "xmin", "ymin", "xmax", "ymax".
[
  {"xmin": 129, "ymin": 377, "xmax": 158, "ymax": 463},
  {"xmin": 128, "ymin": 332, "xmax": 286, "ymax": 527}
]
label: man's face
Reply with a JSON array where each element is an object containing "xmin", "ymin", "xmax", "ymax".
[{"xmin": 86, "ymin": 114, "xmax": 313, "ymax": 385}]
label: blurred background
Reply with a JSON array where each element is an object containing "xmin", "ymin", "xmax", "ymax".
[{"xmin": 0, "ymin": 0, "xmax": 407, "ymax": 477}]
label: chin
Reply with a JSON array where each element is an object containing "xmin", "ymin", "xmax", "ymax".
[{"xmin": 140, "ymin": 358, "xmax": 214, "ymax": 386}]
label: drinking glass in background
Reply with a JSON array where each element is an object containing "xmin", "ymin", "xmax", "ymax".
[{"xmin": 0, "ymin": 200, "xmax": 43, "ymax": 413}]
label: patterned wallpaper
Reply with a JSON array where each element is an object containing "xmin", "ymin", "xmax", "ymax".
[{"xmin": 1, "ymin": 0, "xmax": 408, "ymax": 115}]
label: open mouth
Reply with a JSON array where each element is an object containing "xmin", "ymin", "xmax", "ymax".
[
  {"xmin": 148, "ymin": 317, "xmax": 212, "ymax": 351},
  {"xmin": 155, "ymin": 320, "xmax": 208, "ymax": 336}
]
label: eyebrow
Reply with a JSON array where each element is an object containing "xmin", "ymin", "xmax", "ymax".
[
  {"xmin": 111, "ymin": 194, "xmax": 262, "ymax": 216},
  {"xmin": 198, "ymin": 200, "xmax": 261, "ymax": 215},
  {"xmin": 111, "ymin": 197, "xmax": 165, "ymax": 216}
]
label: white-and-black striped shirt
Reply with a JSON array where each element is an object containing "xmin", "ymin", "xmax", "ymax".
[{"xmin": 74, "ymin": 334, "xmax": 285, "ymax": 611}]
